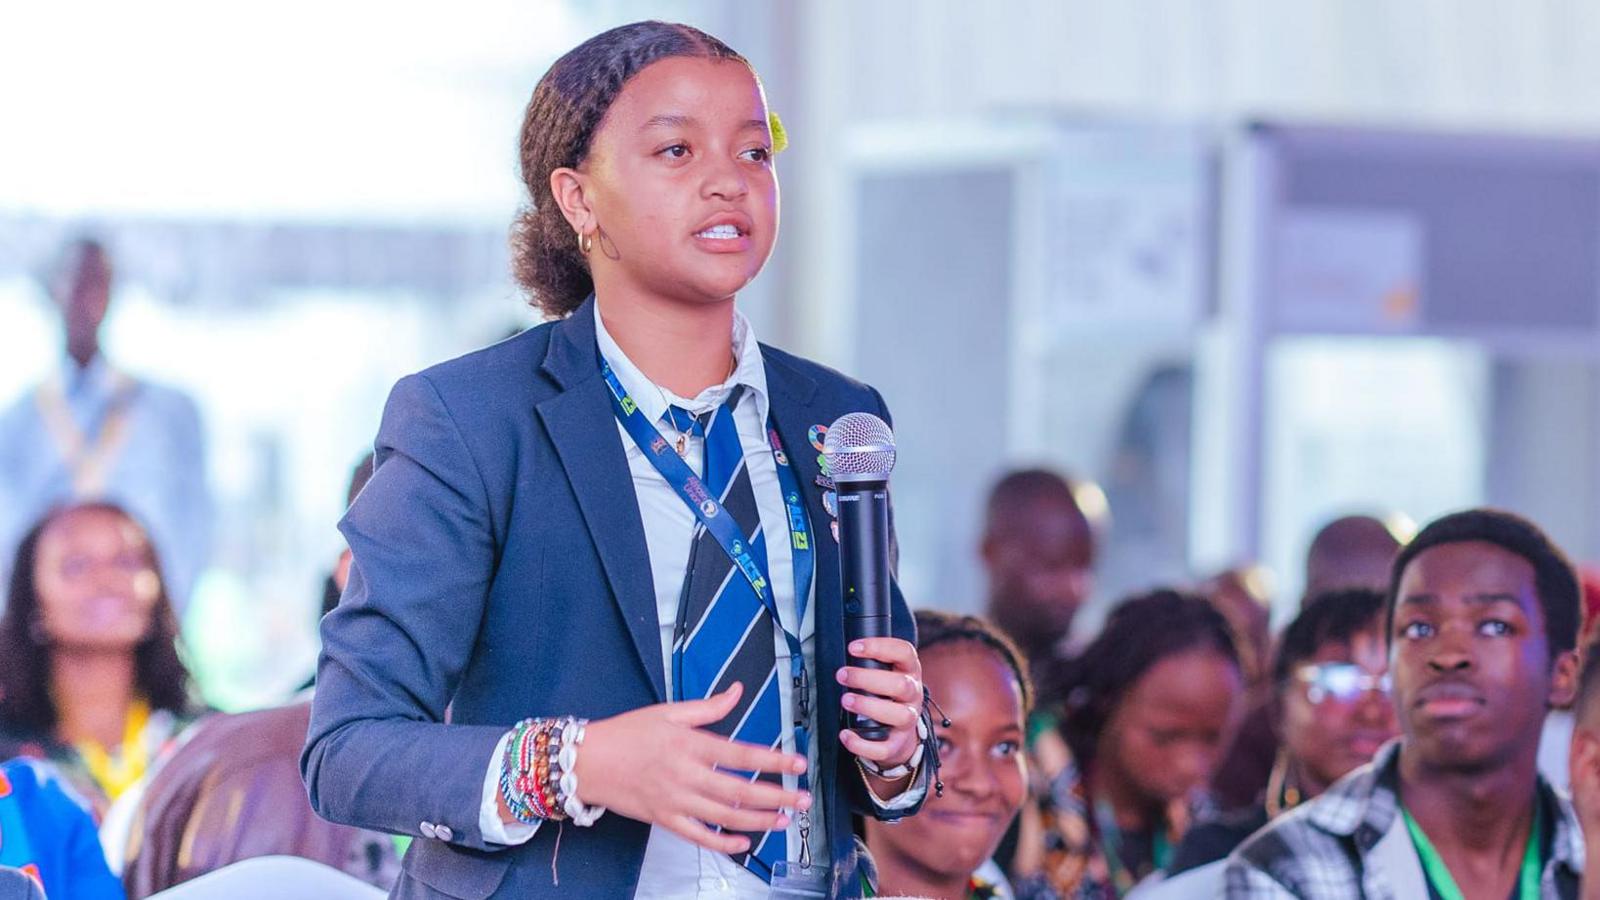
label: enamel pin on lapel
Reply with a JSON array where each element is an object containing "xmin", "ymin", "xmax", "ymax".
[
  {"xmin": 810, "ymin": 424, "xmax": 836, "ymax": 491},
  {"xmin": 810, "ymin": 424, "xmax": 839, "ymax": 539}
]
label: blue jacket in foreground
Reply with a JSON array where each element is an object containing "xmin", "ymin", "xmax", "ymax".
[{"xmin": 302, "ymin": 298, "xmax": 923, "ymax": 898}]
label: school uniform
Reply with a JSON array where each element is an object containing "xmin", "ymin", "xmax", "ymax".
[{"xmin": 303, "ymin": 297, "xmax": 927, "ymax": 898}]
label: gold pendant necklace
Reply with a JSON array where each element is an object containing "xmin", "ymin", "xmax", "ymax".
[{"xmin": 655, "ymin": 352, "xmax": 738, "ymax": 459}]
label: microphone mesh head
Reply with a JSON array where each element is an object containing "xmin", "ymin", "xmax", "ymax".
[{"xmin": 822, "ymin": 412, "xmax": 896, "ymax": 483}]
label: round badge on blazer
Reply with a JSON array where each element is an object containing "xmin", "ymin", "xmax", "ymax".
[
  {"xmin": 808, "ymin": 424, "xmax": 828, "ymax": 453},
  {"xmin": 822, "ymin": 490, "xmax": 837, "ymax": 518},
  {"xmin": 830, "ymin": 520, "xmax": 840, "ymax": 543}
]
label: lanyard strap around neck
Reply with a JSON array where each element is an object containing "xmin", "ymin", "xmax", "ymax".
[
  {"xmin": 1093, "ymin": 800, "xmax": 1171, "ymax": 893},
  {"xmin": 1402, "ymin": 803, "xmax": 1543, "ymax": 900},
  {"xmin": 599, "ymin": 358, "xmax": 816, "ymax": 775},
  {"xmin": 35, "ymin": 368, "xmax": 139, "ymax": 497}
]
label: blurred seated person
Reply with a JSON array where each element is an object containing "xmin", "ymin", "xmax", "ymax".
[
  {"xmin": 1568, "ymin": 634, "xmax": 1600, "ymax": 900},
  {"xmin": 0, "ymin": 757, "xmax": 123, "ymax": 899},
  {"xmin": 0, "ymin": 503, "xmax": 198, "ymax": 818},
  {"xmin": 1225, "ymin": 509, "xmax": 1583, "ymax": 899},
  {"xmin": 1011, "ymin": 590, "xmax": 1244, "ymax": 898},
  {"xmin": 318, "ymin": 453, "xmax": 375, "ymax": 621},
  {"xmin": 1203, "ymin": 514, "xmax": 1404, "ymax": 817},
  {"xmin": 865, "ymin": 611, "xmax": 1032, "ymax": 899},
  {"xmin": 1537, "ymin": 564, "xmax": 1600, "ymax": 797},
  {"xmin": 1168, "ymin": 587, "xmax": 1397, "ymax": 877},
  {"xmin": 1201, "ymin": 564, "xmax": 1280, "ymax": 814},
  {"xmin": 121, "ymin": 701, "xmax": 397, "ymax": 896},
  {"xmin": 1302, "ymin": 513, "xmax": 1410, "ymax": 603},
  {"xmin": 0, "ymin": 237, "xmax": 213, "ymax": 613}
]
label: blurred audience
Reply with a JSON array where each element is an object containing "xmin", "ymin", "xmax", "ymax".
[
  {"xmin": 0, "ymin": 503, "xmax": 198, "ymax": 817},
  {"xmin": 865, "ymin": 611, "xmax": 1032, "ymax": 900},
  {"xmin": 1225, "ymin": 508, "xmax": 1583, "ymax": 899},
  {"xmin": 0, "ymin": 757, "xmax": 123, "ymax": 899},
  {"xmin": 1301, "ymin": 513, "xmax": 1410, "ymax": 603},
  {"xmin": 1012, "ymin": 590, "xmax": 1243, "ymax": 898},
  {"xmin": 0, "ymin": 237, "xmax": 213, "ymax": 613},
  {"xmin": 1168, "ymin": 587, "xmax": 1396, "ymax": 880}
]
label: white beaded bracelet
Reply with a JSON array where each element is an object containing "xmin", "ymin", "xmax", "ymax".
[
  {"xmin": 858, "ymin": 705, "xmax": 930, "ymax": 780},
  {"xmin": 557, "ymin": 718, "xmax": 605, "ymax": 827},
  {"xmin": 859, "ymin": 741, "xmax": 923, "ymax": 780}
]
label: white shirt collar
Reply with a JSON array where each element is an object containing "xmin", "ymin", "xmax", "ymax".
[{"xmin": 592, "ymin": 301, "xmax": 769, "ymax": 426}]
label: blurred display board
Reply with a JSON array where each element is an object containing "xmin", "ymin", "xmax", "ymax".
[{"xmin": 1254, "ymin": 123, "xmax": 1600, "ymax": 351}]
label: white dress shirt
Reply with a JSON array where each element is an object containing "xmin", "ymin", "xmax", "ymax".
[{"xmin": 476, "ymin": 304, "xmax": 920, "ymax": 897}]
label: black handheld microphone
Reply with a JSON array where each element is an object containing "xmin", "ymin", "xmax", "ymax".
[{"xmin": 822, "ymin": 412, "xmax": 897, "ymax": 742}]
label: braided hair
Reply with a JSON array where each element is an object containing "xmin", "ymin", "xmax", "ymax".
[
  {"xmin": 510, "ymin": 21, "xmax": 752, "ymax": 319},
  {"xmin": 1055, "ymin": 589, "xmax": 1239, "ymax": 768},
  {"xmin": 914, "ymin": 609, "xmax": 1034, "ymax": 717}
]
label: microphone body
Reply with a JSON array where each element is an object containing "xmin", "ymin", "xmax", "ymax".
[{"xmin": 823, "ymin": 413, "xmax": 898, "ymax": 742}]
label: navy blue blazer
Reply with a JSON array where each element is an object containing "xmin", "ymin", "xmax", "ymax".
[{"xmin": 302, "ymin": 298, "xmax": 921, "ymax": 898}]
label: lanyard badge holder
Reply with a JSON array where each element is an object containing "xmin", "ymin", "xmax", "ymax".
[
  {"xmin": 601, "ymin": 361, "xmax": 823, "ymax": 890},
  {"xmin": 768, "ymin": 860, "xmax": 829, "ymax": 899}
]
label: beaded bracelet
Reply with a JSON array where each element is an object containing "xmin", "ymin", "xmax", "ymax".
[
  {"xmin": 556, "ymin": 717, "xmax": 605, "ymax": 826},
  {"xmin": 500, "ymin": 719, "xmax": 552, "ymax": 824},
  {"xmin": 498, "ymin": 716, "xmax": 606, "ymax": 827}
]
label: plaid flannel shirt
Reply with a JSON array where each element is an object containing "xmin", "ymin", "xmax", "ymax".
[{"xmin": 1222, "ymin": 741, "xmax": 1584, "ymax": 900}]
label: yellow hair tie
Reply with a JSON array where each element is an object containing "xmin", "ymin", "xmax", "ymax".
[{"xmin": 768, "ymin": 111, "xmax": 789, "ymax": 155}]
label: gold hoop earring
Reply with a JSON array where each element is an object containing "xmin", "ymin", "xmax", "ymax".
[{"xmin": 579, "ymin": 231, "xmax": 593, "ymax": 255}]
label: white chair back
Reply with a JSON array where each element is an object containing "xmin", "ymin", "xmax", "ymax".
[{"xmin": 145, "ymin": 856, "xmax": 385, "ymax": 900}]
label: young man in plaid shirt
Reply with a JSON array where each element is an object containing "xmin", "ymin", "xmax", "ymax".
[{"xmin": 1224, "ymin": 509, "xmax": 1585, "ymax": 900}]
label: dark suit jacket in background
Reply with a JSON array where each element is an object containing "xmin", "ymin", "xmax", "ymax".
[{"xmin": 302, "ymin": 299, "xmax": 921, "ymax": 898}]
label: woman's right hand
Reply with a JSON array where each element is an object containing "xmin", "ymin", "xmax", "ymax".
[{"xmin": 573, "ymin": 683, "xmax": 811, "ymax": 854}]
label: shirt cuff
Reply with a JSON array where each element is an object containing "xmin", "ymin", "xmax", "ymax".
[
  {"xmin": 479, "ymin": 731, "xmax": 539, "ymax": 846},
  {"xmin": 857, "ymin": 757, "xmax": 930, "ymax": 811}
]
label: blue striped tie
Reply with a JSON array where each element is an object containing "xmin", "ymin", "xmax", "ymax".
[{"xmin": 667, "ymin": 395, "xmax": 788, "ymax": 879}]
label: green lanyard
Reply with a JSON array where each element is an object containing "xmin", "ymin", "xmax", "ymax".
[
  {"xmin": 1401, "ymin": 804, "xmax": 1543, "ymax": 900},
  {"xmin": 1094, "ymin": 800, "xmax": 1171, "ymax": 894}
]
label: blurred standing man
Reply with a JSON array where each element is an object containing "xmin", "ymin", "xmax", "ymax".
[
  {"xmin": 980, "ymin": 468, "xmax": 1107, "ymax": 880},
  {"xmin": 0, "ymin": 237, "xmax": 212, "ymax": 613},
  {"xmin": 980, "ymin": 468, "xmax": 1106, "ymax": 685}
]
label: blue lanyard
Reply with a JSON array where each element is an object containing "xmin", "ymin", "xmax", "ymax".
[{"xmin": 600, "ymin": 360, "xmax": 816, "ymax": 799}]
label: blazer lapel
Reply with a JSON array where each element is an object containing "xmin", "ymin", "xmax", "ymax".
[{"xmin": 536, "ymin": 301, "xmax": 666, "ymax": 702}]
